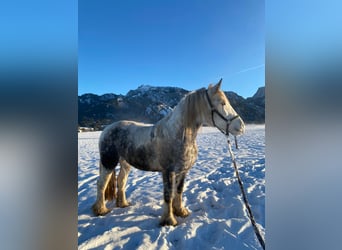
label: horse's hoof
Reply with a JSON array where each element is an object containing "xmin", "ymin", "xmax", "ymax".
[
  {"xmin": 159, "ymin": 216, "xmax": 177, "ymax": 226},
  {"xmin": 174, "ymin": 207, "xmax": 190, "ymax": 218},
  {"xmin": 117, "ymin": 203, "xmax": 130, "ymax": 208},
  {"xmin": 92, "ymin": 203, "xmax": 111, "ymax": 216},
  {"xmin": 116, "ymin": 200, "xmax": 130, "ymax": 208}
]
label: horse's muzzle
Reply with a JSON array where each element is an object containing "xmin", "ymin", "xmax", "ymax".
[{"xmin": 231, "ymin": 118, "xmax": 245, "ymax": 135}]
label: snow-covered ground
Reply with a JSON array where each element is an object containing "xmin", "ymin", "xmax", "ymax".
[{"xmin": 78, "ymin": 125, "xmax": 265, "ymax": 249}]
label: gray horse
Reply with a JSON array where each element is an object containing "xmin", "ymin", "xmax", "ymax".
[{"xmin": 92, "ymin": 79, "xmax": 245, "ymax": 226}]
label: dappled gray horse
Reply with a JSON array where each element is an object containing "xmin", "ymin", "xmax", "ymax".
[{"xmin": 92, "ymin": 79, "xmax": 245, "ymax": 226}]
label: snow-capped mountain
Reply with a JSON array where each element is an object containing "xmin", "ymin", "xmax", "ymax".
[{"xmin": 78, "ymin": 86, "xmax": 264, "ymax": 129}]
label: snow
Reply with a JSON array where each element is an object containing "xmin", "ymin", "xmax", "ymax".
[
  {"xmin": 78, "ymin": 124, "xmax": 265, "ymax": 249},
  {"xmin": 138, "ymin": 85, "xmax": 154, "ymax": 92}
]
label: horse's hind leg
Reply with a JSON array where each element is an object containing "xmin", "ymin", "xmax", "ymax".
[
  {"xmin": 116, "ymin": 158, "xmax": 131, "ymax": 208},
  {"xmin": 92, "ymin": 162, "xmax": 116, "ymax": 216}
]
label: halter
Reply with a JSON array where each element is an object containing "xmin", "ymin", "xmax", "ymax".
[{"xmin": 205, "ymin": 90, "xmax": 240, "ymax": 136}]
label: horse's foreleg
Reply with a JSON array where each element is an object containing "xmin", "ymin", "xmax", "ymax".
[
  {"xmin": 160, "ymin": 170, "xmax": 177, "ymax": 226},
  {"xmin": 117, "ymin": 158, "xmax": 131, "ymax": 207},
  {"xmin": 92, "ymin": 162, "xmax": 114, "ymax": 216},
  {"xmin": 173, "ymin": 173, "xmax": 190, "ymax": 218}
]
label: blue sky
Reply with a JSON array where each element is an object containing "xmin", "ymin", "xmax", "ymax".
[{"xmin": 79, "ymin": 0, "xmax": 264, "ymax": 98}]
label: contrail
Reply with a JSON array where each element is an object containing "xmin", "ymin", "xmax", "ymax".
[{"xmin": 236, "ymin": 64, "xmax": 264, "ymax": 74}]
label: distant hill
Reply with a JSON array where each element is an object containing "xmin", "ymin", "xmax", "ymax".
[{"xmin": 78, "ymin": 85, "xmax": 265, "ymax": 129}]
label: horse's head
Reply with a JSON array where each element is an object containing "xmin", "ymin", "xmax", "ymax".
[{"xmin": 206, "ymin": 79, "xmax": 245, "ymax": 136}]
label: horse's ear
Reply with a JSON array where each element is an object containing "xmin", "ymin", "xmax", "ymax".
[
  {"xmin": 211, "ymin": 78, "xmax": 222, "ymax": 93},
  {"xmin": 208, "ymin": 79, "xmax": 222, "ymax": 93},
  {"xmin": 217, "ymin": 78, "xmax": 222, "ymax": 88}
]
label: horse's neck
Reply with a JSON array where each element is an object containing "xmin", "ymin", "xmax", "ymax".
[{"xmin": 158, "ymin": 100, "xmax": 201, "ymax": 142}]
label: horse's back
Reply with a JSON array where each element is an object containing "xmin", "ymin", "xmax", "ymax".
[{"xmin": 101, "ymin": 120, "xmax": 153, "ymax": 142}]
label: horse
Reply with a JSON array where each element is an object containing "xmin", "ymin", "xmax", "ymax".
[{"xmin": 92, "ymin": 79, "xmax": 245, "ymax": 226}]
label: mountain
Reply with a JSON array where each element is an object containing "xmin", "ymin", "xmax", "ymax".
[
  {"xmin": 78, "ymin": 86, "xmax": 264, "ymax": 129},
  {"xmin": 252, "ymin": 87, "xmax": 265, "ymax": 99}
]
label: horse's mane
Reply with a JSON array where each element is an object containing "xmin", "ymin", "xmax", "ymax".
[
  {"xmin": 156, "ymin": 87, "xmax": 209, "ymax": 140},
  {"xmin": 177, "ymin": 87, "xmax": 209, "ymax": 139}
]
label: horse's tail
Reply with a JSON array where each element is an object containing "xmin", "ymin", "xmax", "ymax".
[{"xmin": 104, "ymin": 169, "xmax": 117, "ymax": 201}]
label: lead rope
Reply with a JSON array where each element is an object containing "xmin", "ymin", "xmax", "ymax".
[
  {"xmin": 234, "ymin": 135, "xmax": 239, "ymax": 149},
  {"xmin": 227, "ymin": 137, "xmax": 265, "ymax": 250}
]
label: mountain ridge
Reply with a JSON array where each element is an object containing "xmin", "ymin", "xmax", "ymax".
[{"xmin": 78, "ymin": 86, "xmax": 265, "ymax": 129}]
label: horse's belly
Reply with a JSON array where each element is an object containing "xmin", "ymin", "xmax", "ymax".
[
  {"xmin": 126, "ymin": 146, "xmax": 162, "ymax": 172},
  {"xmin": 127, "ymin": 158, "xmax": 162, "ymax": 172}
]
